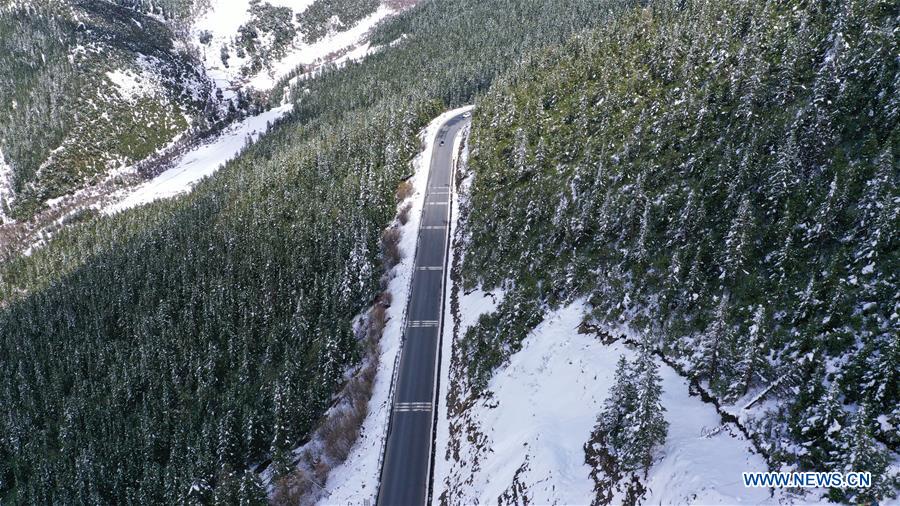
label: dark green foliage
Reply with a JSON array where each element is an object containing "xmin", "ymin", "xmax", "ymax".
[
  {"xmin": 0, "ymin": 0, "xmax": 636, "ymax": 502},
  {"xmin": 235, "ymin": 0, "xmax": 297, "ymax": 75},
  {"xmin": 584, "ymin": 347, "xmax": 666, "ymax": 505},
  {"xmin": 297, "ymin": 0, "xmax": 380, "ymax": 44},
  {"xmin": 0, "ymin": 0, "xmax": 212, "ymax": 218},
  {"xmin": 836, "ymin": 404, "xmax": 896, "ymax": 503},
  {"xmin": 459, "ymin": 289, "xmax": 544, "ymax": 391},
  {"xmin": 590, "ymin": 348, "xmax": 667, "ymax": 473},
  {"xmin": 460, "ymin": 0, "xmax": 898, "ymax": 497}
]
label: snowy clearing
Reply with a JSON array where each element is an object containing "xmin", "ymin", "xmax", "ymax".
[
  {"xmin": 104, "ymin": 103, "xmax": 292, "ymax": 214},
  {"xmin": 247, "ymin": 6, "xmax": 395, "ymax": 91},
  {"xmin": 194, "ymin": 0, "xmax": 397, "ymax": 98},
  {"xmin": 105, "ymin": 64, "xmax": 158, "ymax": 102},
  {"xmin": 434, "ymin": 298, "xmax": 795, "ymax": 505},
  {"xmin": 321, "ymin": 106, "xmax": 473, "ymax": 505}
]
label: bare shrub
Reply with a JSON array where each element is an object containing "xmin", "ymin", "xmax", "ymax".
[
  {"xmin": 381, "ymin": 227, "xmax": 402, "ymax": 268},
  {"xmin": 368, "ymin": 303, "xmax": 388, "ymax": 342},
  {"xmin": 397, "ymin": 202, "xmax": 412, "ymax": 225},
  {"xmin": 271, "ymin": 470, "xmax": 314, "ymax": 506},
  {"xmin": 395, "ymin": 180, "xmax": 413, "ymax": 202}
]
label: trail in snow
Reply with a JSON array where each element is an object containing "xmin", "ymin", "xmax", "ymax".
[{"xmin": 0, "ymin": 149, "xmax": 13, "ymax": 223}]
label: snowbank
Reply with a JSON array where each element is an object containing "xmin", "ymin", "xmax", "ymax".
[
  {"xmin": 104, "ymin": 103, "xmax": 292, "ymax": 214},
  {"xmin": 435, "ymin": 299, "xmax": 787, "ymax": 504},
  {"xmin": 321, "ymin": 106, "xmax": 473, "ymax": 505},
  {"xmin": 105, "ymin": 63, "xmax": 158, "ymax": 103}
]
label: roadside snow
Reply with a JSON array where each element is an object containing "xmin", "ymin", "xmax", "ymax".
[
  {"xmin": 435, "ymin": 300, "xmax": 786, "ymax": 505},
  {"xmin": 321, "ymin": 106, "xmax": 473, "ymax": 505},
  {"xmin": 104, "ymin": 103, "xmax": 292, "ymax": 214}
]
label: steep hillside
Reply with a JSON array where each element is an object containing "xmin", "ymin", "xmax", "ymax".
[
  {"xmin": 0, "ymin": 0, "xmax": 629, "ymax": 503},
  {"xmin": 453, "ymin": 0, "xmax": 898, "ymax": 503},
  {"xmin": 0, "ymin": 0, "xmax": 215, "ymax": 220}
]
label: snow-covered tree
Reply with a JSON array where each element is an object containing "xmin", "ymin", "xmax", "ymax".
[
  {"xmin": 622, "ymin": 344, "xmax": 668, "ymax": 471},
  {"xmin": 839, "ymin": 403, "xmax": 895, "ymax": 504}
]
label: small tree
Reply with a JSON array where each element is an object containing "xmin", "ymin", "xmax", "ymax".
[
  {"xmin": 798, "ymin": 380, "xmax": 846, "ymax": 471},
  {"xmin": 623, "ymin": 344, "xmax": 668, "ymax": 471},
  {"xmin": 238, "ymin": 470, "xmax": 268, "ymax": 506},
  {"xmin": 596, "ymin": 354, "xmax": 638, "ymax": 456}
]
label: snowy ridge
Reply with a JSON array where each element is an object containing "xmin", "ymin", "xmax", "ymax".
[
  {"xmin": 248, "ymin": 5, "xmax": 396, "ymax": 91},
  {"xmin": 193, "ymin": 0, "xmax": 399, "ymax": 99},
  {"xmin": 321, "ymin": 106, "xmax": 473, "ymax": 505}
]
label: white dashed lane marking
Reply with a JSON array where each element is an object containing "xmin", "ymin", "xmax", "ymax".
[
  {"xmin": 394, "ymin": 402, "xmax": 433, "ymax": 413},
  {"xmin": 408, "ymin": 320, "xmax": 439, "ymax": 328}
]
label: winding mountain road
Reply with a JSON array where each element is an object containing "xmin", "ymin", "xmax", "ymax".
[{"xmin": 377, "ymin": 112, "xmax": 470, "ymax": 506}]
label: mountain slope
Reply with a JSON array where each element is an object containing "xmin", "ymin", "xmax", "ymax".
[
  {"xmin": 0, "ymin": 0, "xmax": 633, "ymax": 503},
  {"xmin": 452, "ymin": 0, "xmax": 898, "ymax": 503},
  {"xmin": 0, "ymin": 0, "xmax": 215, "ymax": 219}
]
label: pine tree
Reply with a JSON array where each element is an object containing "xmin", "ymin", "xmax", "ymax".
[
  {"xmin": 596, "ymin": 354, "xmax": 637, "ymax": 456},
  {"xmin": 732, "ymin": 305, "xmax": 768, "ymax": 398},
  {"xmin": 698, "ymin": 295, "xmax": 730, "ymax": 387},
  {"xmin": 623, "ymin": 344, "xmax": 668, "ymax": 471},
  {"xmin": 238, "ymin": 470, "xmax": 268, "ymax": 506},
  {"xmin": 798, "ymin": 381, "xmax": 846, "ymax": 471},
  {"xmin": 840, "ymin": 403, "xmax": 894, "ymax": 504}
]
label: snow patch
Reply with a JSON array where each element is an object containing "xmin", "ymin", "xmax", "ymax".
[
  {"xmin": 321, "ymin": 106, "xmax": 473, "ymax": 505},
  {"xmin": 105, "ymin": 58, "xmax": 161, "ymax": 102},
  {"xmin": 103, "ymin": 103, "xmax": 292, "ymax": 214},
  {"xmin": 0, "ymin": 149, "xmax": 14, "ymax": 223},
  {"xmin": 435, "ymin": 299, "xmax": 789, "ymax": 505},
  {"xmin": 193, "ymin": 0, "xmax": 396, "ymax": 99},
  {"xmin": 247, "ymin": 5, "xmax": 394, "ymax": 91}
]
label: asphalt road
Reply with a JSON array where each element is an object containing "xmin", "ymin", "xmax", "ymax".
[{"xmin": 377, "ymin": 112, "xmax": 470, "ymax": 506}]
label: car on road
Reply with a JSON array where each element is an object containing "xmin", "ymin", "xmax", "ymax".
[{"xmin": 463, "ymin": 112, "xmax": 471, "ymax": 118}]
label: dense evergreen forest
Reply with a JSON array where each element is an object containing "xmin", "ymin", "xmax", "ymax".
[
  {"xmin": 459, "ymin": 0, "xmax": 898, "ymax": 502},
  {"xmin": 0, "ymin": 0, "xmax": 631, "ymax": 502},
  {"xmin": 0, "ymin": 0, "xmax": 213, "ymax": 219}
]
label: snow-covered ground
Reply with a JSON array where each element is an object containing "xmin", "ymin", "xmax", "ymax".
[
  {"xmin": 247, "ymin": 5, "xmax": 395, "ymax": 91},
  {"xmin": 321, "ymin": 106, "xmax": 473, "ymax": 505},
  {"xmin": 0, "ymin": 149, "xmax": 13, "ymax": 223},
  {"xmin": 103, "ymin": 103, "xmax": 292, "ymax": 214},
  {"xmin": 434, "ymin": 297, "xmax": 794, "ymax": 505},
  {"xmin": 105, "ymin": 57, "xmax": 162, "ymax": 103},
  {"xmin": 193, "ymin": 0, "xmax": 397, "ymax": 98},
  {"xmin": 105, "ymin": 1, "xmax": 406, "ymax": 214},
  {"xmin": 431, "ymin": 130, "xmax": 799, "ymax": 505}
]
